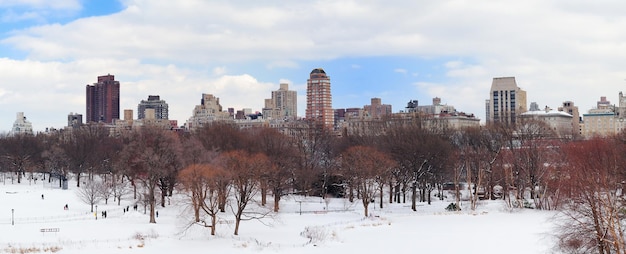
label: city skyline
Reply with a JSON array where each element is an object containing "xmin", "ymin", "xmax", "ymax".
[{"xmin": 0, "ymin": 1, "xmax": 626, "ymax": 131}]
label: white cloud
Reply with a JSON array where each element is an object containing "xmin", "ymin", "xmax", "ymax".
[
  {"xmin": 1, "ymin": 0, "xmax": 626, "ymax": 129},
  {"xmin": 394, "ymin": 68, "xmax": 407, "ymax": 74}
]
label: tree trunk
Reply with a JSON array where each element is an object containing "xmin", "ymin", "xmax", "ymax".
[
  {"xmin": 411, "ymin": 182, "xmax": 417, "ymax": 211},
  {"xmin": 261, "ymin": 187, "xmax": 267, "ymax": 206},
  {"xmin": 194, "ymin": 203, "xmax": 200, "ymax": 223},
  {"xmin": 234, "ymin": 211, "xmax": 242, "ymax": 235},
  {"xmin": 210, "ymin": 214, "xmax": 216, "ymax": 235},
  {"xmin": 379, "ymin": 184, "xmax": 384, "ymax": 209},
  {"xmin": 273, "ymin": 193, "xmax": 280, "ymax": 212},
  {"xmin": 161, "ymin": 190, "xmax": 166, "ymax": 207},
  {"xmin": 149, "ymin": 187, "xmax": 156, "ymax": 223},
  {"xmin": 76, "ymin": 172, "xmax": 81, "ymax": 187}
]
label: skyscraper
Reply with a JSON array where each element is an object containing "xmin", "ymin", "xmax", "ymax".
[
  {"xmin": 86, "ymin": 74, "xmax": 120, "ymax": 123},
  {"xmin": 306, "ymin": 68, "xmax": 334, "ymax": 128},
  {"xmin": 263, "ymin": 83, "xmax": 297, "ymax": 120},
  {"xmin": 486, "ymin": 77, "xmax": 527, "ymax": 125},
  {"xmin": 138, "ymin": 95, "xmax": 169, "ymax": 120}
]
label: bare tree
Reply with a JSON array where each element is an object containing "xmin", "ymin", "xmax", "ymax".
[
  {"xmin": 1, "ymin": 134, "xmax": 42, "ymax": 184},
  {"xmin": 179, "ymin": 163, "xmax": 230, "ymax": 235},
  {"xmin": 41, "ymin": 143, "xmax": 70, "ymax": 188},
  {"xmin": 111, "ymin": 174, "xmax": 130, "ymax": 206},
  {"xmin": 61, "ymin": 124, "xmax": 109, "ymax": 187},
  {"xmin": 99, "ymin": 180, "xmax": 114, "ymax": 205},
  {"xmin": 121, "ymin": 125, "xmax": 183, "ymax": 223},
  {"xmin": 341, "ymin": 146, "xmax": 395, "ymax": 217},
  {"xmin": 218, "ymin": 150, "xmax": 271, "ymax": 235},
  {"xmin": 382, "ymin": 118, "xmax": 450, "ymax": 211},
  {"xmin": 556, "ymin": 138, "xmax": 626, "ymax": 254},
  {"xmin": 76, "ymin": 180, "xmax": 102, "ymax": 212},
  {"xmin": 252, "ymin": 127, "xmax": 298, "ymax": 212}
]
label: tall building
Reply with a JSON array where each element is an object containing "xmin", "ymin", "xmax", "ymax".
[
  {"xmin": 263, "ymin": 83, "xmax": 298, "ymax": 120},
  {"xmin": 486, "ymin": 77, "xmax": 527, "ymax": 125},
  {"xmin": 138, "ymin": 95, "xmax": 169, "ymax": 120},
  {"xmin": 306, "ymin": 68, "xmax": 334, "ymax": 128},
  {"xmin": 85, "ymin": 74, "xmax": 120, "ymax": 123},
  {"xmin": 186, "ymin": 93, "xmax": 232, "ymax": 130}
]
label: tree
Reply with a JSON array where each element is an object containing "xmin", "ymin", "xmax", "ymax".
[
  {"xmin": 111, "ymin": 174, "xmax": 130, "ymax": 206},
  {"xmin": 61, "ymin": 124, "xmax": 109, "ymax": 187},
  {"xmin": 179, "ymin": 163, "xmax": 230, "ymax": 235},
  {"xmin": 252, "ymin": 127, "xmax": 297, "ymax": 212},
  {"xmin": 1, "ymin": 134, "xmax": 42, "ymax": 184},
  {"xmin": 382, "ymin": 117, "xmax": 450, "ymax": 211},
  {"xmin": 218, "ymin": 150, "xmax": 270, "ymax": 235},
  {"xmin": 292, "ymin": 123, "xmax": 340, "ymax": 197},
  {"xmin": 450, "ymin": 127, "xmax": 502, "ymax": 210},
  {"xmin": 341, "ymin": 146, "xmax": 395, "ymax": 217},
  {"xmin": 76, "ymin": 180, "xmax": 102, "ymax": 212},
  {"xmin": 42, "ymin": 145, "xmax": 69, "ymax": 187},
  {"xmin": 556, "ymin": 138, "xmax": 626, "ymax": 254},
  {"xmin": 121, "ymin": 126, "xmax": 183, "ymax": 223}
]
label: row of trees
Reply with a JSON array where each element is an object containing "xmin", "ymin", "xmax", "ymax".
[{"xmin": 1, "ymin": 117, "xmax": 626, "ymax": 250}]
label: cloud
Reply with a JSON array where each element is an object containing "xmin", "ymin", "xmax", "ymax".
[
  {"xmin": 1, "ymin": 0, "xmax": 626, "ymax": 129},
  {"xmin": 394, "ymin": 68, "xmax": 407, "ymax": 74}
]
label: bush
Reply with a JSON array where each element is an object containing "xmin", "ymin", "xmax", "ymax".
[{"xmin": 445, "ymin": 203, "xmax": 460, "ymax": 211}]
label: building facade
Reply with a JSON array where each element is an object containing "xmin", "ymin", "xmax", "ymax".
[
  {"xmin": 11, "ymin": 112, "xmax": 33, "ymax": 135},
  {"xmin": 306, "ymin": 68, "xmax": 334, "ymax": 128},
  {"xmin": 520, "ymin": 109, "xmax": 574, "ymax": 139},
  {"xmin": 364, "ymin": 98, "xmax": 392, "ymax": 118},
  {"xmin": 486, "ymin": 77, "xmax": 527, "ymax": 125},
  {"xmin": 186, "ymin": 93, "xmax": 232, "ymax": 130},
  {"xmin": 558, "ymin": 101, "xmax": 581, "ymax": 137},
  {"xmin": 580, "ymin": 95, "xmax": 626, "ymax": 138},
  {"xmin": 67, "ymin": 113, "xmax": 83, "ymax": 128},
  {"xmin": 86, "ymin": 74, "xmax": 120, "ymax": 123},
  {"xmin": 263, "ymin": 83, "xmax": 298, "ymax": 120},
  {"xmin": 138, "ymin": 95, "xmax": 169, "ymax": 120}
]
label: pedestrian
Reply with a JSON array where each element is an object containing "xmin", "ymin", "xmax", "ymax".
[
  {"xmin": 41, "ymin": 194, "xmax": 44, "ymax": 199},
  {"xmin": 64, "ymin": 204, "xmax": 68, "ymax": 210},
  {"xmin": 123, "ymin": 208, "xmax": 126, "ymax": 214},
  {"xmin": 156, "ymin": 211, "xmax": 159, "ymax": 218},
  {"xmin": 104, "ymin": 211, "xmax": 107, "ymax": 218}
]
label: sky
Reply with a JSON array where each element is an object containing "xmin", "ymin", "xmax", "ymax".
[{"xmin": 1, "ymin": 0, "xmax": 626, "ymax": 132}]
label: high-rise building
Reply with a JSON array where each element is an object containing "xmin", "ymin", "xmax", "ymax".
[
  {"xmin": 306, "ymin": 68, "xmax": 334, "ymax": 128},
  {"xmin": 86, "ymin": 74, "xmax": 120, "ymax": 123},
  {"xmin": 186, "ymin": 93, "xmax": 232, "ymax": 130},
  {"xmin": 138, "ymin": 95, "xmax": 169, "ymax": 120},
  {"xmin": 486, "ymin": 77, "xmax": 527, "ymax": 125},
  {"xmin": 263, "ymin": 83, "xmax": 298, "ymax": 120}
]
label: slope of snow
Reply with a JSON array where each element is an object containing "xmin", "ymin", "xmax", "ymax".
[{"xmin": 0, "ymin": 178, "xmax": 557, "ymax": 253}]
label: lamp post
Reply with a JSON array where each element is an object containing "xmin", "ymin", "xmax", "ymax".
[
  {"xmin": 95, "ymin": 205, "xmax": 98, "ymax": 220},
  {"xmin": 11, "ymin": 209, "xmax": 14, "ymax": 226}
]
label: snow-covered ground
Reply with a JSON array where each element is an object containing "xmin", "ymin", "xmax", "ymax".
[{"xmin": 0, "ymin": 178, "xmax": 557, "ymax": 253}]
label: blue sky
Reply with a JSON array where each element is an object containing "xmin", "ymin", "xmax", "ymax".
[{"xmin": 0, "ymin": 0, "xmax": 625, "ymax": 131}]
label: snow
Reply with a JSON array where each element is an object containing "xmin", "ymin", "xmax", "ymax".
[{"xmin": 0, "ymin": 178, "xmax": 558, "ymax": 253}]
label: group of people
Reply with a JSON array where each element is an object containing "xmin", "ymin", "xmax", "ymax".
[{"xmin": 122, "ymin": 204, "xmax": 139, "ymax": 213}]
